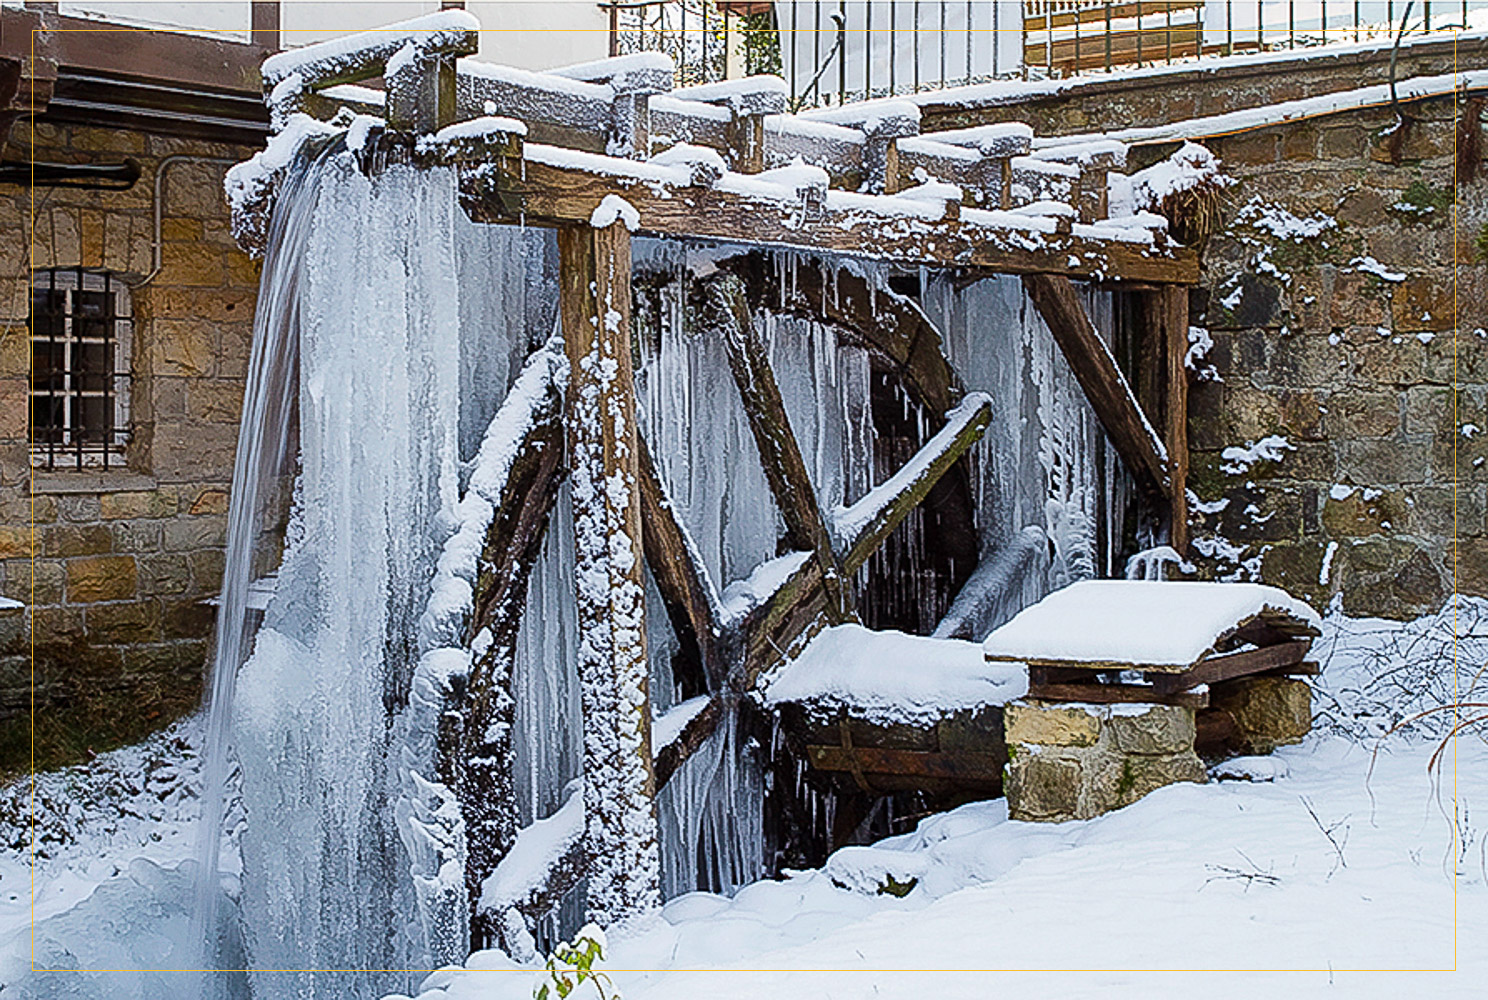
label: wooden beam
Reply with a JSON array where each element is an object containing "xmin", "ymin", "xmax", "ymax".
[
  {"xmin": 1161, "ymin": 284, "xmax": 1191, "ymax": 553},
  {"xmin": 706, "ymin": 273, "xmax": 853, "ymax": 621},
  {"xmin": 805, "ymin": 744, "xmax": 1005, "ymax": 783},
  {"xmin": 738, "ymin": 554, "xmax": 830, "ymax": 689},
  {"xmin": 459, "ymin": 152, "xmax": 1201, "ymax": 285},
  {"xmin": 1148, "ymin": 639, "xmax": 1312, "ymax": 695},
  {"xmin": 637, "ymin": 432, "xmax": 725, "ymax": 694},
  {"xmin": 653, "ymin": 696, "xmax": 724, "ymax": 789},
  {"xmin": 458, "ymin": 347, "xmax": 566, "ymax": 932},
  {"xmin": 839, "ymin": 393, "xmax": 992, "ymax": 576},
  {"xmin": 1026, "ymin": 682, "xmax": 1210, "ymax": 709},
  {"xmin": 559, "ymin": 220, "xmax": 660, "ymax": 924},
  {"xmin": 1022, "ymin": 273, "xmax": 1171, "ymax": 501}
]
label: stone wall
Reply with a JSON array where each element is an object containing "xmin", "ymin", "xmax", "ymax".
[
  {"xmin": 920, "ymin": 32, "xmax": 1488, "ymax": 138},
  {"xmin": 0, "ymin": 122, "xmax": 260, "ymax": 743},
  {"xmin": 1184, "ymin": 91, "xmax": 1485, "ymax": 617},
  {"xmin": 922, "ymin": 57, "xmax": 1486, "ymax": 620}
]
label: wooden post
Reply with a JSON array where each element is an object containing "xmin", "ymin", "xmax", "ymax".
[
  {"xmin": 559, "ymin": 221, "xmax": 660, "ymax": 925},
  {"xmin": 250, "ymin": 1, "xmax": 280, "ymax": 51},
  {"xmin": 1162, "ymin": 285, "xmax": 1190, "ymax": 554}
]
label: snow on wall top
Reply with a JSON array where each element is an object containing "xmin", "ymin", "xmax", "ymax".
[
  {"xmin": 982, "ymin": 580, "xmax": 1321, "ymax": 670},
  {"xmin": 262, "ymin": 10, "xmax": 479, "ymax": 88},
  {"xmin": 1036, "ymin": 69, "xmax": 1488, "ymax": 151},
  {"xmin": 761, "ymin": 623, "xmax": 1028, "ymax": 724}
]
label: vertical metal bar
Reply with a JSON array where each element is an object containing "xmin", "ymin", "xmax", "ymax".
[
  {"xmin": 102, "ymin": 271, "xmax": 112, "ymax": 471},
  {"xmin": 609, "ymin": 1, "xmax": 620, "ymax": 58},
  {"xmin": 889, "ymin": 0, "xmax": 897, "ymax": 94},
  {"xmin": 939, "ymin": 0, "xmax": 947, "ymax": 87},
  {"xmin": 991, "ymin": 0, "xmax": 999, "ymax": 77},
  {"xmin": 904, "ymin": 0, "xmax": 916, "ymax": 90},
  {"xmin": 1046, "ymin": 2, "xmax": 1054, "ymax": 72},
  {"xmin": 1075, "ymin": 2, "xmax": 1082, "ymax": 72},
  {"xmin": 1166, "ymin": 0, "xmax": 1173, "ymax": 64},
  {"xmin": 1322, "ymin": 0, "xmax": 1327, "ymax": 42},
  {"xmin": 1423, "ymin": 0, "xmax": 1431, "ymax": 30},
  {"xmin": 73, "ymin": 266, "xmax": 82, "ymax": 470},
  {"xmin": 964, "ymin": 0, "xmax": 972, "ymax": 83},
  {"xmin": 798, "ymin": 0, "xmax": 806, "ymax": 103},
  {"xmin": 1107, "ymin": 1, "xmax": 1114, "ymax": 68},
  {"xmin": 46, "ymin": 270, "xmax": 57, "ymax": 471},
  {"xmin": 722, "ymin": 7, "xmax": 729, "ymax": 79},
  {"xmin": 865, "ymin": 0, "xmax": 873, "ymax": 99},
  {"xmin": 1228, "ymin": 0, "xmax": 1234, "ymax": 54},
  {"xmin": 1259, "ymin": 0, "xmax": 1265, "ymax": 49},
  {"xmin": 839, "ymin": 0, "xmax": 848, "ymax": 103},
  {"xmin": 1136, "ymin": 5, "xmax": 1143, "ymax": 65},
  {"xmin": 1289, "ymin": 0, "xmax": 1296, "ymax": 47}
]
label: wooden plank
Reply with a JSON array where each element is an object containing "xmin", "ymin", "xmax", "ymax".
[
  {"xmin": 1027, "ymin": 682, "xmax": 1210, "ymax": 709},
  {"xmin": 459, "ymin": 351, "xmax": 566, "ymax": 923},
  {"xmin": 1161, "ymin": 284, "xmax": 1191, "ymax": 553},
  {"xmin": 1022, "ymin": 273, "xmax": 1171, "ymax": 500},
  {"xmin": 706, "ymin": 272, "xmax": 853, "ymax": 621},
  {"xmin": 1023, "ymin": 0, "xmax": 1205, "ymax": 33},
  {"xmin": 1026, "ymin": 24, "xmax": 1202, "ymax": 73},
  {"xmin": 636, "ymin": 432, "xmax": 724, "ymax": 695},
  {"xmin": 653, "ymin": 697, "xmax": 724, "ymax": 789},
  {"xmin": 459, "ymin": 154, "xmax": 1201, "ymax": 285},
  {"xmin": 1148, "ymin": 639, "xmax": 1313, "ymax": 695},
  {"xmin": 742, "ymin": 253, "xmax": 963, "ymax": 416},
  {"xmin": 559, "ymin": 220, "xmax": 659, "ymax": 924},
  {"xmin": 739, "ymin": 555, "xmax": 830, "ymax": 689},
  {"xmin": 806, "ymin": 744, "xmax": 1005, "ymax": 782},
  {"xmin": 839, "ymin": 394, "xmax": 992, "ymax": 577}
]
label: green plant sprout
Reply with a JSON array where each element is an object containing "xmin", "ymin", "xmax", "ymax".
[{"xmin": 533, "ymin": 923, "xmax": 618, "ymax": 1000}]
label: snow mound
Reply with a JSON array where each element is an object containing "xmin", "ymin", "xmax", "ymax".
[
  {"xmin": 824, "ymin": 846, "xmax": 929, "ymax": 897},
  {"xmin": 760, "ymin": 624, "xmax": 1027, "ymax": 724},
  {"xmin": 982, "ymin": 580, "xmax": 1321, "ymax": 669}
]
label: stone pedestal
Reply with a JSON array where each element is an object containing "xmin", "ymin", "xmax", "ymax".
[
  {"xmin": 1004, "ymin": 700, "xmax": 1206, "ymax": 823},
  {"xmin": 1208, "ymin": 675, "xmax": 1313, "ymax": 754}
]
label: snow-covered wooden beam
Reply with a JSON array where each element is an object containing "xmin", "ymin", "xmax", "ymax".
[
  {"xmin": 478, "ymin": 785, "xmax": 587, "ymax": 959},
  {"xmin": 636, "ymin": 432, "xmax": 725, "ymax": 694},
  {"xmin": 652, "ymin": 696, "xmax": 724, "ymax": 790},
  {"xmin": 458, "ymin": 148, "xmax": 1198, "ymax": 284},
  {"xmin": 836, "ymin": 393, "xmax": 993, "ymax": 577},
  {"xmin": 707, "ymin": 274, "xmax": 854, "ymax": 622},
  {"xmin": 459, "ymin": 345, "xmax": 567, "ymax": 937},
  {"xmin": 559, "ymin": 218, "xmax": 661, "ymax": 925},
  {"xmin": 1022, "ymin": 273, "xmax": 1171, "ymax": 502}
]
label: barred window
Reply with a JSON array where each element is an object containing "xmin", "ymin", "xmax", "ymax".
[{"xmin": 30, "ymin": 268, "xmax": 133, "ymax": 471}]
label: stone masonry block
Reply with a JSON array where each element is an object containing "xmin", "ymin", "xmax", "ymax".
[
  {"xmin": 1210, "ymin": 676, "xmax": 1312, "ymax": 753},
  {"xmin": 1005, "ymin": 700, "xmax": 1102, "ymax": 747},
  {"xmin": 66, "ymin": 555, "xmax": 137, "ymax": 603},
  {"xmin": 1108, "ymin": 704, "xmax": 1197, "ymax": 756}
]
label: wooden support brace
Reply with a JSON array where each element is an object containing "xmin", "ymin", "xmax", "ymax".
[
  {"xmin": 838, "ymin": 393, "xmax": 992, "ymax": 577},
  {"xmin": 706, "ymin": 273, "xmax": 854, "ymax": 622},
  {"xmin": 1160, "ymin": 284, "xmax": 1191, "ymax": 553},
  {"xmin": 653, "ymin": 696, "xmax": 725, "ymax": 789},
  {"xmin": 1023, "ymin": 273, "xmax": 1171, "ymax": 502},
  {"xmin": 1147, "ymin": 640, "xmax": 1312, "ymax": 695},
  {"xmin": 637, "ymin": 432, "xmax": 726, "ymax": 694},
  {"xmin": 559, "ymin": 220, "xmax": 660, "ymax": 924}
]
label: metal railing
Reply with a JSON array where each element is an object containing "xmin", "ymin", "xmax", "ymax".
[{"xmin": 605, "ymin": 0, "xmax": 1487, "ymax": 108}]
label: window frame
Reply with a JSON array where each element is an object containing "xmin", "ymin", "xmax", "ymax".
[{"xmin": 29, "ymin": 267, "xmax": 134, "ymax": 472}]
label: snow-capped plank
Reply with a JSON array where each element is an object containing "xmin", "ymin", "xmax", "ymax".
[
  {"xmin": 982, "ymin": 580, "xmax": 1322, "ymax": 673},
  {"xmin": 652, "ymin": 696, "xmax": 724, "ymax": 790},
  {"xmin": 477, "ymin": 784, "xmax": 586, "ymax": 920},
  {"xmin": 1021, "ymin": 273, "xmax": 1171, "ymax": 500},
  {"xmin": 762, "ymin": 623, "xmax": 1028, "ymax": 724},
  {"xmin": 459, "ymin": 146, "xmax": 1200, "ymax": 284},
  {"xmin": 261, "ymin": 9, "xmax": 479, "ymax": 90},
  {"xmin": 836, "ymin": 392, "xmax": 993, "ymax": 576}
]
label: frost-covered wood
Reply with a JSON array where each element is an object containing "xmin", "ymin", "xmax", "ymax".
[
  {"xmin": 636, "ymin": 433, "xmax": 725, "ymax": 693},
  {"xmin": 559, "ymin": 220, "xmax": 661, "ymax": 926},
  {"xmin": 707, "ymin": 273, "xmax": 853, "ymax": 623},
  {"xmin": 460, "ymin": 151, "xmax": 1198, "ymax": 284},
  {"xmin": 836, "ymin": 393, "xmax": 992, "ymax": 577},
  {"xmin": 1022, "ymin": 273, "xmax": 1171, "ymax": 501}
]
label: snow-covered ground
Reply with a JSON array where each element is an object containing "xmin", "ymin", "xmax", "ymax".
[{"xmin": 0, "ymin": 599, "xmax": 1483, "ymax": 999}]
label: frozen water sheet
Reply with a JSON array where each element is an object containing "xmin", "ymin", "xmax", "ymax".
[{"xmin": 982, "ymin": 580, "xmax": 1321, "ymax": 669}]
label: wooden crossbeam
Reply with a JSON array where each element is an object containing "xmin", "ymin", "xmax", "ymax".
[
  {"xmin": 1148, "ymin": 639, "xmax": 1313, "ymax": 695},
  {"xmin": 707, "ymin": 273, "xmax": 854, "ymax": 622},
  {"xmin": 459, "ymin": 152, "xmax": 1200, "ymax": 285},
  {"xmin": 637, "ymin": 433, "xmax": 725, "ymax": 695},
  {"xmin": 839, "ymin": 394, "xmax": 992, "ymax": 577},
  {"xmin": 1022, "ymin": 273, "xmax": 1171, "ymax": 500},
  {"xmin": 806, "ymin": 745, "xmax": 1005, "ymax": 784},
  {"xmin": 653, "ymin": 696, "xmax": 725, "ymax": 789},
  {"xmin": 458, "ymin": 348, "xmax": 566, "ymax": 932},
  {"xmin": 1026, "ymin": 681, "xmax": 1210, "ymax": 709}
]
